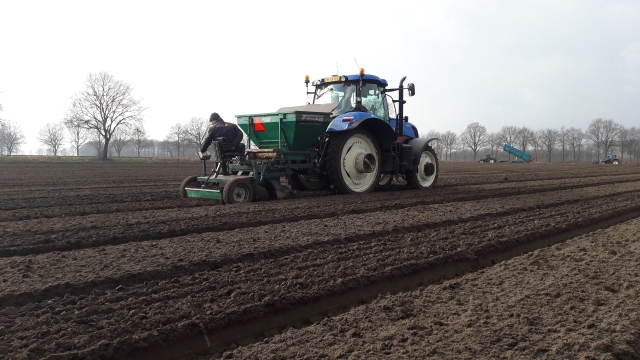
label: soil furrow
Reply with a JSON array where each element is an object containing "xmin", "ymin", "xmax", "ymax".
[
  {"xmin": 1, "ymin": 187, "xmax": 638, "ymax": 306},
  {"xmin": 3, "ymin": 194, "xmax": 639, "ymax": 359},
  {"xmin": 226, "ymin": 217, "xmax": 640, "ymax": 360},
  {"xmin": 1, "ymin": 161, "xmax": 638, "ymax": 360},
  {"xmin": 2, "ymin": 178, "xmax": 639, "ymax": 257}
]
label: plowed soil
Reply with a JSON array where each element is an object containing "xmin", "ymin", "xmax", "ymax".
[{"xmin": 1, "ymin": 161, "xmax": 639, "ymax": 359}]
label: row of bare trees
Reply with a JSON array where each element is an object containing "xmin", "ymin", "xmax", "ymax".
[
  {"xmin": 36, "ymin": 116, "xmax": 213, "ymax": 159},
  {"xmin": 35, "ymin": 120, "xmax": 151, "ymax": 157},
  {"xmin": 0, "ymin": 102, "xmax": 27, "ymax": 155},
  {"xmin": 33, "ymin": 72, "xmax": 213, "ymax": 159},
  {"xmin": 7, "ymin": 71, "xmax": 640, "ymax": 163},
  {"xmin": 426, "ymin": 118, "xmax": 639, "ymax": 163},
  {"xmin": 163, "ymin": 117, "xmax": 209, "ymax": 158}
]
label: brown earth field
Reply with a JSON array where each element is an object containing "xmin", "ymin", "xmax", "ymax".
[{"xmin": 0, "ymin": 160, "xmax": 639, "ymax": 359}]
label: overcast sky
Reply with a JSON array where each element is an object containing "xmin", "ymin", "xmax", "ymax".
[{"xmin": 1, "ymin": 0, "xmax": 639, "ymax": 154}]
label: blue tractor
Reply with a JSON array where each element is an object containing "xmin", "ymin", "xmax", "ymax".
[
  {"xmin": 600, "ymin": 154, "xmax": 620, "ymax": 164},
  {"xmin": 182, "ymin": 69, "xmax": 439, "ymax": 203}
]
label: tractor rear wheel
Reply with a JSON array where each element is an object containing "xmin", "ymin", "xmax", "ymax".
[
  {"xmin": 406, "ymin": 145, "xmax": 439, "ymax": 189},
  {"xmin": 222, "ymin": 178, "xmax": 254, "ymax": 204},
  {"xmin": 327, "ymin": 129, "xmax": 381, "ymax": 194},
  {"xmin": 179, "ymin": 176, "xmax": 199, "ymax": 198}
]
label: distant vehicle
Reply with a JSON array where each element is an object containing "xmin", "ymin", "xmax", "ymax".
[
  {"xmin": 479, "ymin": 155, "xmax": 497, "ymax": 163},
  {"xmin": 600, "ymin": 154, "xmax": 619, "ymax": 164}
]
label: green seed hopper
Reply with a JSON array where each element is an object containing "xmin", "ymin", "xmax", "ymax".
[{"xmin": 236, "ymin": 103, "xmax": 336, "ymax": 151}]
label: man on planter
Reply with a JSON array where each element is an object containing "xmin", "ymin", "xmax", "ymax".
[{"xmin": 198, "ymin": 112, "xmax": 245, "ymax": 175}]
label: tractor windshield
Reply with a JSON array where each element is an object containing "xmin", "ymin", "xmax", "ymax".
[{"xmin": 314, "ymin": 83, "xmax": 356, "ymax": 117}]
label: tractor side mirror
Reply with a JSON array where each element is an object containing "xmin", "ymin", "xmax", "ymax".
[{"xmin": 407, "ymin": 83, "xmax": 415, "ymax": 96}]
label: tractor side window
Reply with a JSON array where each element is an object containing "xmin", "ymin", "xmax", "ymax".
[
  {"xmin": 361, "ymin": 83, "xmax": 387, "ymax": 120},
  {"xmin": 386, "ymin": 95, "xmax": 396, "ymax": 121}
]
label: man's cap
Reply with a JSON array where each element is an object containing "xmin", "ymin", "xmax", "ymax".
[{"xmin": 209, "ymin": 112, "xmax": 222, "ymax": 122}]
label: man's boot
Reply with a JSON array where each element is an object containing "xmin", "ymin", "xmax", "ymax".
[{"xmin": 220, "ymin": 162, "xmax": 230, "ymax": 176}]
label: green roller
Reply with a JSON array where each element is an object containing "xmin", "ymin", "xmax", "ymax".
[{"xmin": 184, "ymin": 187, "xmax": 222, "ymax": 200}]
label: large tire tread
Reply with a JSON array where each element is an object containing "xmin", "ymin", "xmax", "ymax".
[{"xmin": 326, "ymin": 129, "xmax": 381, "ymax": 194}]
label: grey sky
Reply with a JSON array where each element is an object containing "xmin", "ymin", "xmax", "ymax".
[{"xmin": 1, "ymin": 0, "xmax": 639, "ymax": 153}]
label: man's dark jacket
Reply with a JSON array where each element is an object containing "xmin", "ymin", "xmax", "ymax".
[{"xmin": 200, "ymin": 120, "xmax": 244, "ymax": 153}]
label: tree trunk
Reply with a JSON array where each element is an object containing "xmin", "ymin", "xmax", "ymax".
[{"xmin": 102, "ymin": 139, "xmax": 110, "ymax": 161}]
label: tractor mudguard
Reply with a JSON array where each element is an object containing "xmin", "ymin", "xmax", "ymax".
[
  {"xmin": 326, "ymin": 113, "xmax": 396, "ymax": 142},
  {"xmin": 407, "ymin": 137, "xmax": 439, "ymax": 162}
]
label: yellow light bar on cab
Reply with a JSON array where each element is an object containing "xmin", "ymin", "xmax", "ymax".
[{"xmin": 359, "ymin": 68, "xmax": 365, "ymax": 76}]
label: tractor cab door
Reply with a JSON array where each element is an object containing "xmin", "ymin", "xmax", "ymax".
[{"xmin": 360, "ymin": 82, "xmax": 389, "ymax": 121}]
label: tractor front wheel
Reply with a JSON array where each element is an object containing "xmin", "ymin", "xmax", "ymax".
[
  {"xmin": 222, "ymin": 178, "xmax": 254, "ymax": 204},
  {"xmin": 327, "ymin": 129, "xmax": 381, "ymax": 194},
  {"xmin": 378, "ymin": 174, "xmax": 393, "ymax": 186},
  {"xmin": 406, "ymin": 145, "xmax": 439, "ymax": 189}
]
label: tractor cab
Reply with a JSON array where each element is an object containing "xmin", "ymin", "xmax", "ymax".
[
  {"xmin": 306, "ymin": 71, "xmax": 419, "ymax": 140},
  {"xmin": 310, "ymin": 74, "xmax": 389, "ymax": 120}
]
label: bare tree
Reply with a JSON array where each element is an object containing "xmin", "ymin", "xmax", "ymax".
[
  {"xmin": 38, "ymin": 122, "xmax": 66, "ymax": 156},
  {"xmin": 156, "ymin": 140, "xmax": 174, "ymax": 158},
  {"xmin": 0, "ymin": 119, "xmax": 6, "ymax": 156},
  {"xmin": 460, "ymin": 122, "xmax": 488, "ymax": 161},
  {"xmin": 516, "ymin": 126, "xmax": 535, "ymax": 154},
  {"xmin": 63, "ymin": 109, "xmax": 90, "ymax": 156},
  {"xmin": 620, "ymin": 127, "xmax": 638, "ymax": 163},
  {"xmin": 0, "ymin": 105, "xmax": 5, "ymax": 155},
  {"xmin": 585, "ymin": 118, "xmax": 622, "ymax": 160},
  {"xmin": 440, "ymin": 131, "xmax": 457, "ymax": 161},
  {"xmin": 88, "ymin": 130, "xmax": 104, "ymax": 157},
  {"xmin": 600, "ymin": 119, "xmax": 624, "ymax": 157},
  {"xmin": 567, "ymin": 127, "xmax": 584, "ymax": 162},
  {"xmin": 69, "ymin": 72, "xmax": 145, "ymax": 160},
  {"xmin": 130, "ymin": 124, "xmax": 150, "ymax": 157},
  {"xmin": 183, "ymin": 117, "xmax": 209, "ymax": 152},
  {"xmin": 586, "ymin": 118, "xmax": 604, "ymax": 159},
  {"xmin": 631, "ymin": 127, "xmax": 640, "ymax": 163},
  {"xmin": 488, "ymin": 132, "xmax": 503, "ymax": 158},
  {"xmin": 557, "ymin": 126, "xmax": 569, "ymax": 163},
  {"xmin": 165, "ymin": 123, "xmax": 186, "ymax": 157},
  {"xmin": 538, "ymin": 128, "xmax": 559, "ymax": 163},
  {"xmin": 500, "ymin": 125, "xmax": 519, "ymax": 145},
  {"xmin": 1, "ymin": 121, "xmax": 26, "ymax": 155},
  {"xmin": 499, "ymin": 125, "xmax": 519, "ymax": 160},
  {"xmin": 110, "ymin": 127, "xmax": 130, "ymax": 157}
]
